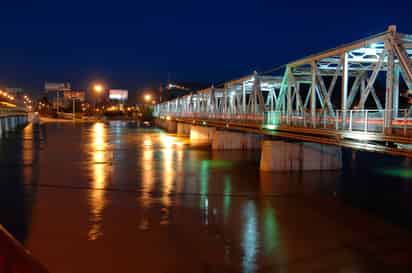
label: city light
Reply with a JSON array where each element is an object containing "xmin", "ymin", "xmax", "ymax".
[
  {"xmin": 0, "ymin": 90, "xmax": 15, "ymax": 101},
  {"xmin": 144, "ymin": 94, "xmax": 152, "ymax": 102},
  {"xmin": 94, "ymin": 84, "xmax": 104, "ymax": 93}
]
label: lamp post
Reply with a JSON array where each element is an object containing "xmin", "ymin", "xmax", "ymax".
[
  {"xmin": 72, "ymin": 92, "xmax": 76, "ymax": 121},
  {"xmin": 94, "ymin": 84, "xmax": 103, "ymax": 94},
  {"xmin": 144, "ymin": 94, "xmax": 152, "ymax": 103},
  {"xmin": 93, "ymin": 84, "xmax": 104, "ymax": 114}
]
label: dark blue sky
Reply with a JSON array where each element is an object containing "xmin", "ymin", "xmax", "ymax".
[{"xmin": 0, "ymin": 0, "xmax": 411, "ymax": 96}]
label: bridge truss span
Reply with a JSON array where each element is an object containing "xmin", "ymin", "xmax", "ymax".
[{"xmin": 154, "ymin": 26, "xmax": 412, "ymax": 149}]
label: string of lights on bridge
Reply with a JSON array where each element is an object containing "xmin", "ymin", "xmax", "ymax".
[{"xmin": 0, "ymin": 90, "xmax": 15, "ymax": 101}]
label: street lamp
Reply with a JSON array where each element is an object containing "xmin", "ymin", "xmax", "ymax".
[
  {"xmin": 92, "ymin": 84, "xmax": 105, "ymax": 115},
  {"xmin": 94, "ymin": 84, "xmax": 103, "ymax": 94},
  {"xmin": 144, "ymin": 94, "xmax": 151, "ymax": 102}
]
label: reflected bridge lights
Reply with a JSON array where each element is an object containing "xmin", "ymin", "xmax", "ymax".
[
  {"xmin": 143, "ymin": 138, "xmax": 153, "ymax": 147},
  {"xmin": 160, "ymin": 134, "xmax": 185, "ymax": 149}
]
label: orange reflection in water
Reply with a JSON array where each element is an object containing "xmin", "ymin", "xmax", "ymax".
[
  {"xmin": 161, "ymin": 136, "xmax": 174, "ymax": 208},
  {"xmin": 88, "ymin": 123, "xmax": 108, "ymax": 241},
  {"xmin": 22, "ymin": 124, "xmax": 34, "ymax": 184},
  {"xmin": 160, "ymin": 134, "xmax": 184, "ymax": 209},
  {"xmin": 141, "ymin": 135, "xmax": 154, "ymax": 207}
]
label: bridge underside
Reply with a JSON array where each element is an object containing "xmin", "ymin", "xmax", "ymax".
[
  {"xmin": 156, "ymin": 117, "xmax": 412, "ymax": 157},
  {"xmin": 0, "ymin": 107, "xmax": 29, "ymax": 137},
  {"xmin": 154, "ymin": 26, "xmax": 412, "ymax": 157}
]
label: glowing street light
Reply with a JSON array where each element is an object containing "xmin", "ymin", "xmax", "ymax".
[
  {"xmin": 92, "ymin": 83, "xmax": 106, "ymax": 115},
  {"xmin": 144, "ymin": 94, "xmax": 152, "ymax": 102},
  {"xmin": 94, "ymin": 84, "xmax": 104, "ymax": 93}
]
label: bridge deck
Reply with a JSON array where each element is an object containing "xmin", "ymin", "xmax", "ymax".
[
  {"xmin": 154, "ymin": 26, "xmax": 412, "ymax": 157},
  {"xmin": 168, "ymin": 116, "xmax": 412, "ymax": 157}
]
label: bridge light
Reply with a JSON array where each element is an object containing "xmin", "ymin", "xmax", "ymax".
[
  {"xmin": 370, "ymin": 42, "xmax": 382, "ymax": 49},
  {"xmin": 264, "ymin": 125, "xmax": 278, "ymax": 130},
  {"xmin": 166, "ymin": 116, "xmax": 171, "ymax": 121}
]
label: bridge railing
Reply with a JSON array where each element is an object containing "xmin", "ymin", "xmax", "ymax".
[
  {"xmin": 157, "ymin": 108, "xmax": 412, "ymax": 137},
  {"xmin": 160, "ymin": 112, "xmax": 264, "ymax": 123},
  {"xmin": 0, "ymin": 107, "xmax": 28, "ymax": 117},
  {"xmin": 265, "ymin": 109, "xmax": 412, "ymax": 137}
]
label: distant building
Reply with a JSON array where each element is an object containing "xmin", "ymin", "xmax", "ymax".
[
  {"xmin": 108, "ymin": 89, "xmax": 128, "ymax": 112},
  {"xmin": 44, "ymin": 82, "xmax": 72, "ymax": 110},
  {"xmin": 109, "ymin": 89, "xmax": 128, "ymax": 102},
  {"xmin": 45, "ymin": 82, "xmax": 71, "ymax": 92},
  {"xmin": 63, "ymin": 91, "xmax": 85, "ymax": 105},
  {"xmin": 5, "ymin": 87, "xmax": 24, "ymax": 97},
  {"xmin": 160, "ymin": 82, "xmax": 208, "ymax": 102}
]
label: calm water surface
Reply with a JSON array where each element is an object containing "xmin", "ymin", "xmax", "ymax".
[{"xmin": 1, "ymin": 121, "xmax": 412, "ymax": 273}]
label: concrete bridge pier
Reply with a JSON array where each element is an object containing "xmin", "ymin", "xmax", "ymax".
[
  {"xmin": 10, "ymin": 117, "xmax": 16, "ymax": 130},
  {"xmin": 0, "ymin": 115, "xmax": 28, "ymax": 138},
  {"xmin": 212, "ymin": 130, "xmax": 262, "ymax": 150},
  {"xmin": 190, "ymin": 125, "xmax": 216, "ymax": 144},
  {"xmin": 189, "ymin": 125, "xmax": 262, "ymax": 149},
  {"xmin": 177, "ymin": 122, "xmax": 191, "ymax": 136},
  {"xmin": 2, "ymin": 117, "xmax": 10, "ymax": 135},
  {"xmin": 154, "ymin": 119, "xmax": 177, "ymax": 133},
  {"xmin": 260, "ymin": 140, "xmax": 342, "ymax": 171}
]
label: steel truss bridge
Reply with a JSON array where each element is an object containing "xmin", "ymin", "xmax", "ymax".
[{"xmin": 154, "ymin": 26, "xmax": 412, "ymax": 156}]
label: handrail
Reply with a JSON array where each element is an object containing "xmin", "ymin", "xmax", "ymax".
[
  {"xmin": 0, "ymin": 106, "xmax": 28, "ymax": 117},
  {"xmin": 157, "ymin": 108, "xmax": 412, "ymax": 137},
  {"xmin": 0, "ymin": 224, "xmax": 49, "ymax": 273}
]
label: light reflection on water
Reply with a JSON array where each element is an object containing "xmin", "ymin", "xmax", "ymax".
[
  {"xmin": 242, "ymin": 201, "xmax": 258, "ymax": 273},
  {"xmin": 22, "ymin": 124, "xmax": 34, "ymax": 184},
  {"xmin": 161, "ymin": 142, "xmax": 173, "ymax": 209},
  {"xmin": 3, "ymin": 122, "xmax": 412, "ymax": 273},
  {"xmin": 141, "ymin": 136, "xmax": 154, "ymax": 207},
  {"xmin": 88, "ymin": 123, "xmax": 109, "ymax": 240}
]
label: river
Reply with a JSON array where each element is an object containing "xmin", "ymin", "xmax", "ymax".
[{"xmin": 1, "ymin": 121, "xmax": 412, "ymax": 273}]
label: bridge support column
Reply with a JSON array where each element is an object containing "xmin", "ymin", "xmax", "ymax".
[
  {"xmin": 0, "ymin": 118, "xmax": 3, "ymax": 137},
  {"xmin": 11, "ymin": 117, "xmax": 17, "ymax": 130},
  {"xmin": 4, "ymin": 117, "xmax": 10, "ymax": 132},
  {"xmin": 190, "ymin": 125, "xmax": 216, "ymax": 144},
  {"xmin": 212, "ymin": 130, "xmax": 262, "ymax": 150},
  {"xmin": 177, "ymin": 123, "xmax": 191, "ymax": 136},
  {"xmin": 11, "ymin": 117, "xmax": 15, "ymax": 129},
  {"xmin": 154, "ymin": 118, "xmax": 177, "ymax": 133},
  {"xmin": 0, "ymin": 116, "xmax": 28, "ymax": 139},
  {"xmin": 165, "ymin": 120, "xmax": 177, "ymax": 133},
  {"xmin": 260, "ymin": 140, "xmax": 342, "ymax": 171}
]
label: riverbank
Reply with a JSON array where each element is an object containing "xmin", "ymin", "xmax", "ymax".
[{"xmin": 39, "ymin": 116, "xmax": 97, "ymax": 124}]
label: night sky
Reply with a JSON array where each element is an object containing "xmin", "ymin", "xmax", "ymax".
[{"xmin": 0, "ymin": 0, "xmax": 411, "ymax": 97}]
